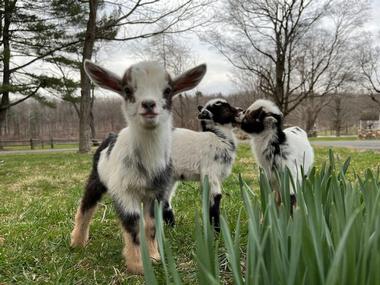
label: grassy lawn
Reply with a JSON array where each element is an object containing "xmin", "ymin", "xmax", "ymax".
[{"xmin": 0, "ymin": 144, "xmax": 379, "ymax": 284}]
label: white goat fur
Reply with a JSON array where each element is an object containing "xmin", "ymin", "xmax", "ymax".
[
  {"xmin": 171, "ymin": 126, "xmax": 235, "ymax": 181},
  {"xmin": 164, "ymin": 98, "xmax": 238, "ymax": 230},
  {"xmin": 170, "ymin": 125, "xmax": 236, "ymax": 200},
  {"xmin": 70, "ymin": 60, "xmax": 206, "ymax": 274},
  {"xmin": 96, "ymin": 62, "xmax": 173, "ymax": 210},
  {"xmin": 99, "ymin": 127, "xmax": 172, "ymax": 212}
]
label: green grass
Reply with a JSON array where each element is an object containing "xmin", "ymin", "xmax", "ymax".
[{"xmin": 0, "ymin": 145, "xmax": 379, "ymax": 284}]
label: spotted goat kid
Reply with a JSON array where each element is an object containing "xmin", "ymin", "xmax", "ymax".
[
  {"xmin": 238, "ymin": 99, "xmax": 314, "ymax": 208},
  {"xmin": 162, "ymin": 99, "xmax": 242, "ymax": 231},
  {"xmin": 70, "ymin": 60, "xmax": 206, "ymax": 274}
]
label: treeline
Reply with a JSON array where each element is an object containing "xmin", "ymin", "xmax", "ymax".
[
  {"xmin": 2, "ymin": 0, "xmax": 380, "ymax": 149},
  {"xmin": 1, "ymin": 92, "xmax": 250, "ymax": 140},
  {"xmin": 1, "ymin": 91, "xmax": 377, "ymax": 141}
]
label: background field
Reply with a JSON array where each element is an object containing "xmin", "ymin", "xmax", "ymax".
[{"xmin": 0, "ymin": 144, "xmax": 379, "ymax": 284}]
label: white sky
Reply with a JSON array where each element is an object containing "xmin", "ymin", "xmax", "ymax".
[{"xmin": 94, "ymin": 0, "xmax": 380, "ymax": 96}]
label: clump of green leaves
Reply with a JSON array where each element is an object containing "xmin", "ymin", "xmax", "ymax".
[{"xmin": 141, "ymin": 151, "xmax": 380, "ymax": 285}]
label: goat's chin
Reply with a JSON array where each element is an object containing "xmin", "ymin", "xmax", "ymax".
[{"xmin": 140, "ymin": 117, "xmax": 159, "ymax": 129}]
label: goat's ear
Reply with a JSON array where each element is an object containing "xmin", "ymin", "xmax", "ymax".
[
  {"xmin": 172, "ymin": 64, "xmax": 207, "ymax": 95},
  {"xmin": 84, "ymin": 60, "xmax": 123, "ymax": 94},
  {"xmin": 197, "ymin": 105, "xmax": 203, "ymax": 112}
]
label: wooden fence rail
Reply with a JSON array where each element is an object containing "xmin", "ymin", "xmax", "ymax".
[{"xmin": 0, "ymin": 138, "xmax": 101, "ymax": 150}]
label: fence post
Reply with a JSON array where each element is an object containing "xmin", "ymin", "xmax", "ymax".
[
  {"xmin": 41, "ymin": 139, "xmax": 44, "ymax": 149},
  {"xmin": 50, "ymin": 137, "xmax": 54, "ymax": 149},
  {"xmin": 30, "ymin": 138, "xmax": 35, "ymax": 150}
]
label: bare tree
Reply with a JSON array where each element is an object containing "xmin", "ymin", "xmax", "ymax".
[
  {"xmin": 296, "ymin": 26, "xmax": 361, "ymax": 135},
  {"xmin": 205, "ymin": 0, "xmax": 367, "ymax": 117},
  {"xmin": 358, "ymin": 35, "xmax": 380, "ymax": 107},
  {"xmin": 71, "ymin": 0, "xmax": 213, "ymax": 152},
  {"xmin": 328, "ymin": 92, "xmax": 353, "ymax": 137},
  {"xmin": 133, "ymin": 25, "xmax": 201, "ymax": 128},
  {"xmin": 136, "ymin": 29, "xmax": 197, "ymax": 75}
]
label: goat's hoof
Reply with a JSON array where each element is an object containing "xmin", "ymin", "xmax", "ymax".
[
  {"xmin": 151, "ymin": 256, "xmax": 161, "ymax": 264},
  {"xmin": 126, "ymin": 261, "xmax": 144, "ymax": 275},
  {"xmin": 150, "ymin": 251, "xmax": 161, "ymax": 263},
  {"xmin": 163, "ymin": 210, "xmax": 176, "ymax": 227},
  {"xmin": 70, "ymin": 230, "xmax": 89, "ymax": 247},
  {"xmin": 213, "ymin": 225, "xmax": 221, "ymax": 233}
]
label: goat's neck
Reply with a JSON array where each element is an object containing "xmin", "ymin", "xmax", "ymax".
[
  {"xmin": 202, "ymin": 121, "xmax": 236, "ymax": 148},
  {"xmin": 252, "ymin": 127, "xmax": 283, "ymax": 152},
  {"xmin": 127, "ymin": 121, "xmax": 172, "ymax": 170}
]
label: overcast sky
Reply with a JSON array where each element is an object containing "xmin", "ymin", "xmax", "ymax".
[{"xmin": 97, "ymin": 0, "xmax": 380, "ymax": 96}]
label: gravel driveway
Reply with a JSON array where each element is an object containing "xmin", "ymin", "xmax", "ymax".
[{"xmin": 312, "ymin": 140, "xmax": 380, "ymax": 151}]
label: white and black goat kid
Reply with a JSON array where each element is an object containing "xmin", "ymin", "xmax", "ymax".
[
  {"xmin": 163, "ymin": 99, "xmax": 241, "ymax": 231},
  {"xmin": 239, "ymin": 99, "xmax": 314, "ymax": 208},
  {"xmin": 70, "ymin": 60, "xmax": 206, "ymax": 274}
]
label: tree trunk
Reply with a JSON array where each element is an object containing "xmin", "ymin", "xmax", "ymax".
[
  {"xmin": 78, "ymin": 0, "xmax": 98, "ymax": 153},
  {"xmin": 304, "ymin": 96, "xmax": 318, "ymax": 137},
  {"xmin": 0, "ymin": 0, "xmax": 12, "ymax": 143},
  {"xmin": 90, "ymin": 85, "xmax": 96, "ymax": 139},
  {"xmin": 305, "ymin": 111, "xmax": 317, "ymax": 137},
  {"xmin": 334, "ymin": 97, "xmax": 342, "ymax": 137},
  {"xmin": 275, "ymin": 59, "xmax": 285, "ymax": 112},
  {"xmin": 335, "ymin": 122, "xmax": 341, "ymax": 137},
  {"xmin": 275, "ymin": 36, "xmax": 286, "ymax": 115}
]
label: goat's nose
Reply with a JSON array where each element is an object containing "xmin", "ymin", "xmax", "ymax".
[
  {"xmin": 141, "ymin": 100, "xmax": 156, "ymax": 110},
  {"xmin": 198, "ymin": 110, "xmax": 209, "ymax": 119}
]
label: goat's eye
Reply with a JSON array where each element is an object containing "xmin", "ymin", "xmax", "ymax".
[
  {"xmin": 163, "ymin": 87, "xmax": 172, "ymax": 96},
  {"xmin": 124, "ymin": 86, "xmax": 133, "ymax": 96}
]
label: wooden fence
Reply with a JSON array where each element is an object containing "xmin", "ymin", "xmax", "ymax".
[{"xmin": 0, "ymin": 138, "xmax": 101, "ymax": 150}]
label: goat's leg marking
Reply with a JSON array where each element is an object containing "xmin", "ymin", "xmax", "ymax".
[
  {"xmin": 71, "ymin": 205, "xmax": 97, "ymax": 247},
  {"xmin": 162, "ymin": 200, "xmax": 175, "ymax": 226},
  {"xmin": 122, "ymin": 228, "xmax": 143, "ymax": 274},
  {"xmin": 115, "ymin": 204, "xmax": 143, "ymax": 274},
  {"xmin": 209, "ymin": 193, "xmax": 222, "ymax": 232},
  {"xmin": 71, "ymin": 178, "xmax": 106, "ymax": 247},
  {"xmin": 208, "ymin": 178, "xmax": 222, "ymax": 232},
  {"xmin": 144, "ymin": 208, "xmax": 160, "ymax": 262}
]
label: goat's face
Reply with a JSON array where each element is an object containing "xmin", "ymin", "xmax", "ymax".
[
  {"xmin": 84, "ymin": 60, "xmax": 206, "ymax": 129},
  {"xmin": 197, "ymin": 99, "xmax": 242, "ymax": 126},
  {"xmin": 240, "ymin": 99, "xmax": 283, "ymax": 134}
]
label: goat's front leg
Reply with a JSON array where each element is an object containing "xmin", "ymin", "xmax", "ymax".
[
  {"xmin": 162, "ymin": 182, "xmax": 177, "ymax": 227},
  {"xmin": 71, "ymin": 175, "xmax": 107, "ymax": 247},
  {"xmin": 207, "ymin": 177, "xmax": 222, "ymax": 232},
  {"xmin": 114, "ymin": 201, "xmax": 143, "ymax": 274},
  {"xmin": 144, "ymin": 200, "xmax": 160, "ymax": 262}
]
